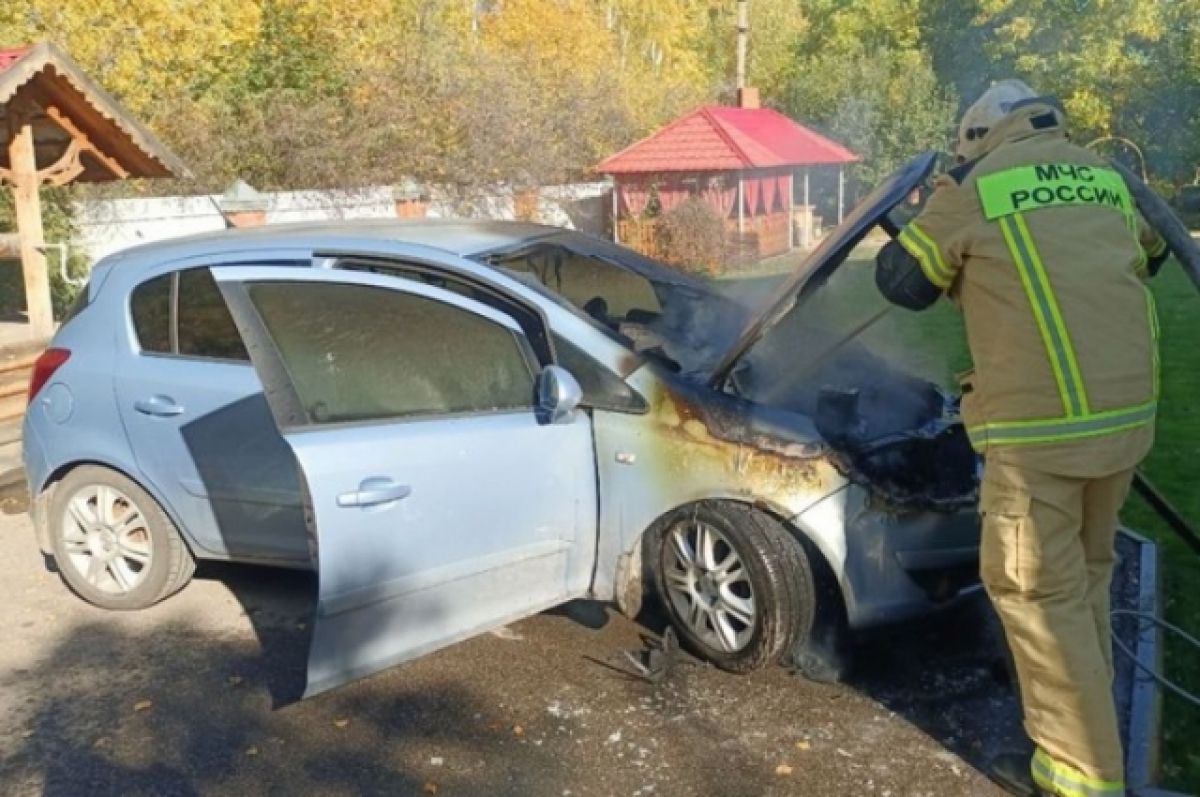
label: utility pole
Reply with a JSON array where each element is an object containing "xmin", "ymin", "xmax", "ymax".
[{"xmin": 735, "ymin": 0, "xmax": 749, "ymax": 91}]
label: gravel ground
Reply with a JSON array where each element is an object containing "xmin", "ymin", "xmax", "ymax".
[{"xmin": 0, "ymin": 484, "xmax": 1009, "ymax": 797}]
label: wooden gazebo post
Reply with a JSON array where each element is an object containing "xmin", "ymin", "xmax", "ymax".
[{"xmin": 5, "ymin": 100, "xmax": 51, "ymax": 337}]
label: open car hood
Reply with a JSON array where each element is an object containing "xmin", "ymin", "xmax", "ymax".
[{"xmin": 705, "ymin": 152, "xmax": 937, "ymax": 388}]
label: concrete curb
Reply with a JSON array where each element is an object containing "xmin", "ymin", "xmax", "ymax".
[{"xmin": 1119, "ymin": 528, "xmax": 1163, "ymax": 790}]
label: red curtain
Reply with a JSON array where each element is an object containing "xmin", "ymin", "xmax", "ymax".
[
  {"xmin": 743, "ymin": 177, "xmax": 761, "ymax": 216},
  {"xmin": 657, "ymin": 179, "xmax": 689, "ymax": 212},
  {"xmin": 777, "ymin": 173, "xmax": 791, "ymax": 210},
  {"xmin": 761, "ymin": 174, "xmax": 778, "ymax": 213},
  {"xmin": 619, "ymin": 179, "xmax": 650, "ymax": 218},
  {"xmin": 701, "ymin": 176, "xmax": 735, "ymax": 218}
]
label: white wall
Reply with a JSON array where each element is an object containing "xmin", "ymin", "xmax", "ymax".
[{"xmin": 71, "ymin": 182, "xmax": 611, "ymax": 264}]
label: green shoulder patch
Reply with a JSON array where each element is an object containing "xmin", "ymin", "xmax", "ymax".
[{"xmin": 977, "ymin": 164, "xmax": 1132, "ymax": 221}]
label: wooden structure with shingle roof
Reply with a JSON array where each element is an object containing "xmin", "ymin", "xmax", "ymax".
[
  {"xmin": 1, "ymin": 42, "xmax": 189, "ymax": 340},
  {"xmin": 597, "ymin": 95, "xmax": 857, "ymax": 261}
]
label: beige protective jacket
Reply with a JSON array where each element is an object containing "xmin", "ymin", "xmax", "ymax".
[{"xmin": 898, "ymin": 101, "xmax": 1167, "ymax": 476}]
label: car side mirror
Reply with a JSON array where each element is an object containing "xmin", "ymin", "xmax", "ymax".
[{"xmin": 536, "ymin": 365, "xmax": 583, "ymax": 425}]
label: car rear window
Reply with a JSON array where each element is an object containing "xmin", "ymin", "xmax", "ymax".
[
  {"xmin": 131, "ymin": 273, "xmax": 172, "ymax": 353},
  {"xmin": 130, "ymin": 268, "xmax": 249, "ymax": 361},
  {"xmin": 177, "ymin": 268, "xmax": 248, "ymax": 360}
]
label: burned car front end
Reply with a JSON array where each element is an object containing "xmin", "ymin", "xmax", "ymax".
[
  {"xmin": 660, "ymin": 151, "xmax": 983, "ymax": 629},
  {"xmin": 640, "ymin": 362, "xmax": 982, "ymax": 631},
  {"xmin": 481, "ymin": 151, "xmax": 981, "ymax": 635}
]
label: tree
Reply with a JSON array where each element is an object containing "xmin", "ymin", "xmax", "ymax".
[{"xmin": 772, "ymin": 0, "xmax": 957, "ymax": 188}]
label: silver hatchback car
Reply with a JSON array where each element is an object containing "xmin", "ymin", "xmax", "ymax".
[{"xmin": 24, "ymin": 154, "xmax": 980, "ymax": 695}]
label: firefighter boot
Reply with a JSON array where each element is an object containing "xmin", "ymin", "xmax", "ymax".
[{"xmin": 987, "ymin": 752, "xmax": 1042, "ymax": 797}]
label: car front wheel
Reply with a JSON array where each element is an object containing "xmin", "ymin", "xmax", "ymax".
[
  {"xmin": 654, "ymin": 502, "xmax": 815, "ymax": 673},
  {"xmin": 49, "ymin": 465, "xmax": 195, "ymax": 610}
]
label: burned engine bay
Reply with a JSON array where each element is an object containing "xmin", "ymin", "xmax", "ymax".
[
  {"xmin": 481, "ymin": 209, "xmax": 980, "ymax": 513},
  {"xmin": 641, "ymin": 281, "xmax": 980, "ymax": 513},
  {"xmin": 634, "ymin": 283, "xmax": 979, "ymax": 512},
  {"xmin": 727, "ymin": 341, "xmax": 979, "ymax": 511}
]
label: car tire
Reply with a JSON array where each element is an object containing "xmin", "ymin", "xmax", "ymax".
[
  {"xmin": 48, "ymin": 465, "xmax": 195, "ymax": 610},
  {"xmin": 653, "ymin": 502, "xmax": 815, "ymax": 673}
]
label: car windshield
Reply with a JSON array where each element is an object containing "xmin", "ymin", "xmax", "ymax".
[{"xmin": 477, "ymin": 239, "xmax": 748, "ymax": 374}]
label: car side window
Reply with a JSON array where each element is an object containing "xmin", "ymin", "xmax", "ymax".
[
  {"xmin": 247, "ymin": 281, "xmax": 537, "ymax": 425},
  {"xmin": 177, "ymin": 268, "xmax": 249, "ymax": 360},
  {"xmin": 130, "ymin": 268, "xmax": 249, "ymax": 361},
  {"xmin": 490, "ymin": 244, "xmax": 662, "ymax": 332},
  {"xmin": 131, "ymin": 273, "xmax": 172, "ymax": 353}
]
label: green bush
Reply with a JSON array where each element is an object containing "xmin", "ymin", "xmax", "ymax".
[{"xmin": 658, "ymin": 198, "xmax": 727, "ymax": 276}]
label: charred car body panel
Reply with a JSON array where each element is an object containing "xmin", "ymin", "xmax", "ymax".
[{"xmin": 25, "ymin": 155, "xmax": 980, "ymax": 692}]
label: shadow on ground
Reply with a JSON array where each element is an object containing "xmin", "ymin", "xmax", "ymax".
[
  {"xmin": 848, "ymin": 592, "xmax": 1028, "ymax": 772},
  {"xmin": 0, "ymin": 580, "xmax": 568, "ymax": 796}
]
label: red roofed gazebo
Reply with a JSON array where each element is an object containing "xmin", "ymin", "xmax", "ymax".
[{"xmin": 597, "ymin": 95, "xmax": 857, "ymax": 260}]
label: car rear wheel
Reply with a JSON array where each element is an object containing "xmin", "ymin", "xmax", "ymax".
[
  {"xmin": 49, "ymin": 465, "xmax": 195, "ymax": 610},
  {"xmin": 654, "ymin": 502, "xmax": 815, "ymax": 673}
]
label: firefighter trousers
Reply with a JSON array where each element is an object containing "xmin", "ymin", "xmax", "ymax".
[{"xmin": 979, "ymin": 457, "xmax": 1135, "ymax": 795}]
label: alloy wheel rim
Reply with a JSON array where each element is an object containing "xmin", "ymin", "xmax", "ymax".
[
  {"xmin": 60, "ymin": 484, "xmax": 152, "ymax": 595},
  {"xmin": 662, "ymin": 519, "xmax": 756, "ymax": 653}
]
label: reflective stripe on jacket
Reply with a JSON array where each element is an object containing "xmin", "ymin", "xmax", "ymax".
[{"xmin": 896, "ymin": 102, "xmax": 1165, "ymax": 474}]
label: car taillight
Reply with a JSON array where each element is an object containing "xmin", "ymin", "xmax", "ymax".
[{"xmin": 27, "ymin": 348, "xmax": 71, "ymax": 404}]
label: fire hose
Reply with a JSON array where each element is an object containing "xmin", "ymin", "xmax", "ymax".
[
  {"xmin": 1109, "ymin": 164, "xmax": 1200, "ymax": 711},
  {"xmin": 1116, "ymin": 162, "xmax": 1200, "ymax": 557}
]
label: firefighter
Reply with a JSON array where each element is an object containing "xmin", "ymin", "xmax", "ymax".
[{"xmin": 874, "ymin": 80, "xmax": 1169, "ymax": 796}]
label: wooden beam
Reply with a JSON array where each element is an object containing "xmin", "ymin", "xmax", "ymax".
[
  {"xmin": 43, "ymin": 105, "xmax": 129, "ymax": 179},
  {"xmin": 37, "ymin": 139, "xmax": 85, "ymax": 187},
  {"xmin": 30, "ymin": 71, "xmax": 165, "ymax": 178},
  {"xmin": 8, "ymin": 111, "xmax": 54, "ymax": 338}
]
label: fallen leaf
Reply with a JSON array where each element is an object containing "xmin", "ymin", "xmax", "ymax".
[
  {"xmin": 512, "ymin": 725, "xmax": 524, "ymax": 736},
  {"xmin": 295, "ymin": 622, "xmax": 307, "ymax": 631},
  {"xmin": 334, "ymin": 718, "xmax": 350, "ymax": 729},
  {"xmin": 227, "ymin": 676, "xmax": 244, "ymax": 687},
  {"xmin": 92, "ymin": 737, "xmax": 110, "ymax": 748},
  {"xmin": 133, "ymin": 699, "xmax": 153, "ymax": 712},
  {"xmin": 424, "ymin": 783, "xmax": 439, "ymax": 794},
  {"xmin": 245, "ymin": 746, "xmax": 259, "ymax": 756},
  {"xmin": 490, "ymin": 626, "xmax": 524, "ymax": 641},
  {"xmin": 775, "ymin": 763, "xmax": 794, "ymax": 776},
  {"xmin": 430, "ymin": 756, "xmax": 444, "ymax": 766},
  {"xmin": 796, "ymin": 740, "xmax": 811, "ymax": 751}
]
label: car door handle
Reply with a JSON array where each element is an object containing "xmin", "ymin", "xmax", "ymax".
[
  {"xmin": 133, "ymin": 395, "xmax": 184, "ymax": 417},
  {"xmin": 336, "ymin": 478, "xmax": 412, "ymax": 508}
]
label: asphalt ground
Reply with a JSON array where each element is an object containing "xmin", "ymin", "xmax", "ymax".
[{"xmin": 0, "ymin": 484, "xmax": 1008, "ymax": 797}]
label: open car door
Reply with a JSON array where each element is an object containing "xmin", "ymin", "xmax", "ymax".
[{"xmin": 212, "ymin": 266, "xmax": 598, "ymax": 696}]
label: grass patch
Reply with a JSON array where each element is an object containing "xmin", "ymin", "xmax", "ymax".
[{"xmin": 1124, "ymin": 264, "xmax": 1200, "ymax": 789}]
